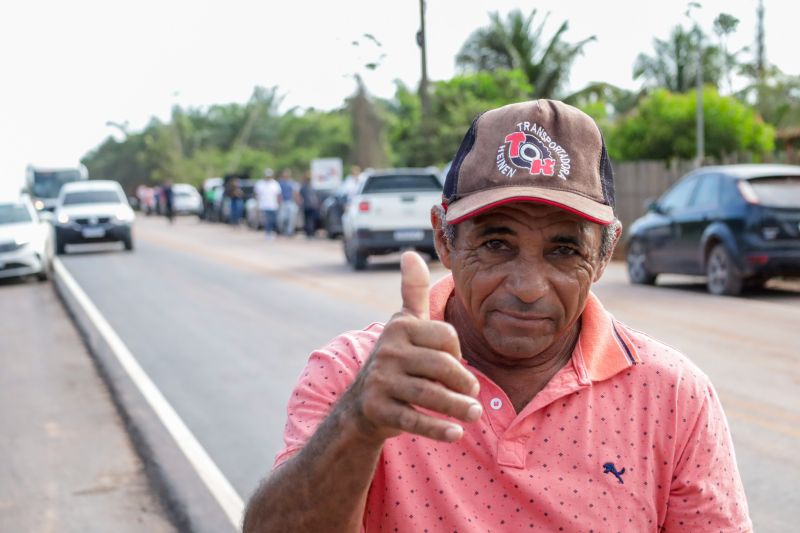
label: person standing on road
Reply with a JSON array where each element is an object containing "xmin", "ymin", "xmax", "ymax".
[
  {"xmin": 255, "ymin": 168, "xmax": 281, "ymax": 239},
  {"xmin": 341, "ymin": 165, "xmax": 362, "ymax": 202},
  {"xmin": 162, "ymin": 180, "xmax": 174, "ymax": 224},
  {"xmin": 277, "ymin": 169, "xmax": 299, "ymax": 236},
  {"xmin": 299, "ymin": 172, "xmax": 320, "ymax": 238},
  {"xmin": 227, "ymin": 177, "xmax": 244, "ymax": 226},
  {"xmin": 243, "ymin": 100, "xmax": 751, "ymax": 532}
]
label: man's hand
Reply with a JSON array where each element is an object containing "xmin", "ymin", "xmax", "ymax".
[{"xmin": 346, "ymin": 252, "xmax": 482, "ymax": 444}]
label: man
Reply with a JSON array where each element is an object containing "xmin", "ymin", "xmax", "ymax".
[
  {"xmin": 162, "ymin": 180, "xmax": 174, "ymax": 224},
  {"xmin": 227, "ymin": 176, "xmax": 244, "ymax": 226},
  {"xmin": 244, "ymin": 101, "xmax": 751, "ymax": 532},
  {"xmin": 277, "ymin": 169, "xmax": 299, "ymax": 236},
  {"xmin": 254, "ymin": 168, "xmax": 281, "ymax": 239},
  {"xmin": 341, "ymin": 164, "xmax": 362, "ymax": 201},
  {"xmin": 299, "ymin": 172, "xmax": 320, "ymax": 238}
]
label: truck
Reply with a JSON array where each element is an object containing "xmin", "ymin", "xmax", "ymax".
[{"xmin": 25, "ymin": 164, "xmax": 89, "ymax": 211}]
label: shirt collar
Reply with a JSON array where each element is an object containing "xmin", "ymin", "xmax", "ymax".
[{"xmin": 428, "ymin": 274, "xmax": 639, "ymax": 383}]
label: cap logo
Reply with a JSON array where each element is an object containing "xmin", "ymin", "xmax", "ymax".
[{"xmin": 496, "ymin": 122, "xmax": 571, "ymax": 180}]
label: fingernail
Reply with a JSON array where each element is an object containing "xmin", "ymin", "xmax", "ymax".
[
  {"xmin": 470, "ymin": 382, "xmax": 480, "ymax": 397},
  {"xmin": 444, "ymin": 425, "xmax": 463, "ymax": 442},
  {"xmin": 467, "ymin": 403, "xmax": 482, "ymax": 421}
]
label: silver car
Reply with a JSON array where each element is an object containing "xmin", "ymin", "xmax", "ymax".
[{"xmin": 0, "ymin": 195, "xmax": 54, "ymax": 281}]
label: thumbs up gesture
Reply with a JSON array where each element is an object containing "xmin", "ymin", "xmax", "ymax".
[{"xmin": 345, "ymin": 252, "xmax": 482, "ymax": 444}]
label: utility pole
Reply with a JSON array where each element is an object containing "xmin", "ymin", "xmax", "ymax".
[
  {"xmin": 417, "ymin": 0, "xmax": 430, "ymax": 117},
  {"xmin": 756, "ymin": 0, "xmax": 766, "ymax": 83},
  {"xmin": 686, "ymin": 2, "xmax": 704, "ymax": 167}
]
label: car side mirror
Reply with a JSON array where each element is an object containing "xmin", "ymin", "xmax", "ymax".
[{"xmin": 646, "ymin": 199, "xmax": 662, "ymax": 214}]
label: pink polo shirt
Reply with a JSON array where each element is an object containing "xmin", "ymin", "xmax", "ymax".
[{"xmin": 275, "ymin": 275, "xmax": 751, "ymax": 532}]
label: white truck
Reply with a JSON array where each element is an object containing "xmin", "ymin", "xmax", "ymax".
[{"xmin": 342, "ymin": 168, "xmax": 442, "ymax": 270}]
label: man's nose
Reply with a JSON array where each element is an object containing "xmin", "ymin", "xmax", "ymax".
[{"xmin": 505, "ymin": 257, "xmax": 549, "ymax": 304}]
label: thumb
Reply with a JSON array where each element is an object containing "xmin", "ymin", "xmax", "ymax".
[{"xmin": 400, "ymin": 251, "xmax": 430, "ymax": 320}]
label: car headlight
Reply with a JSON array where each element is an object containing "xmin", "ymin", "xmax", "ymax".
[
  {"xmin": 57, "ymin": 213, "xmax": 70, "ymax": 224},
  {"xmin": 115, "ymin": 211, "xmax": 135, "ymax": 223},
  {"xmin": 34, "ymin": 200, "xmax": 45, "ymax": 211}
]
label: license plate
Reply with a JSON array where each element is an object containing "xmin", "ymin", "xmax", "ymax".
[
  {"xmin": 393, "ymin": 230, "xmax": 424, "ymax": 242},
  {"xmin": 82, "ymin": 227, "xmax": 106, "ymax": 239}
]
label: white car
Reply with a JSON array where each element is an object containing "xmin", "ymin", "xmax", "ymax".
[
  {"xmin": 0, "ymin": 195, "xmax": 54, "ymax": 281},
  {"xmin": 54, "ymin": 180, "xmax": 135, "ymax": 254},
  {"xmin": 342, "ymin": 168, "xmax": 442, "ymax": 270},
  {"xmin": 172, "ymin": 183, "xmax": 203, "ymax": 216}
]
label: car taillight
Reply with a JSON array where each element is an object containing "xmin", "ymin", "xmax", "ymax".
[{"xmin": 358, "ymin": 201, "xmax": 370, "ymax": 212}]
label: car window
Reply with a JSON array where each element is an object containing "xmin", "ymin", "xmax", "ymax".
[
  {"xmin": 747, "ymin": 176, "xmax": 800, "ymax": 208},
  {"xmin": 62, "ymin": 190, "xmax": 122, "ymax": 205},
  {"xmin": 361, "ymin": 174, "xmax": 441, "ymax": 194},
  {"xmin": 690, "ymin": 174, "xmax": 721, "ymax": 208},
  {"xmin": 0, "ymin": 203, "xmax": 33, "ymax": 224},
  {"xmin": 658, "ymin": 175, "xmax": 698, "ymax": 213}
]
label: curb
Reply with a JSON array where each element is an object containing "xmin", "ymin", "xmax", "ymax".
[{"xmin": 52, "ymin": 257, "xmax": 241, "ymax": 533}]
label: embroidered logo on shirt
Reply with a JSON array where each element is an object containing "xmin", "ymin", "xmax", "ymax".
[{"xmin": 603, "ymin": 462, "xmax": 626, "ymax": 484}]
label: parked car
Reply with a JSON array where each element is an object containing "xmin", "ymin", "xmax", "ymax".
[
  {"xmin": 171, "ymin": 183, "xmax": 203, "ymax": 216},
  {"xmin": 342, "ymin": 168, "xmax": 442, "ymax": 270},
  {"xmin": 0, "ymin": 194, "xmax": 54, "ymax": 281},
  {"xmin": 626, "ymin": 164, "xmax": 800, "ymax": 295},
  {"xmin": 319, "ymin": 186, "xmax": 348, "ymax": 238},
  {"xmin": 54, "ymin": 180, "xmax": 135, "ymax": 254}
]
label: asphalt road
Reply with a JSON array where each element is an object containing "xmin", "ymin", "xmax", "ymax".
[{"xmin": 59, "ymin": 216, "xmax": 800, "ymax": 532}]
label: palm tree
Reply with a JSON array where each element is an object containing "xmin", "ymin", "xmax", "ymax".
[
  {"xmin": 634, "ymin": 25, "xmax": 723, "ymax": 93},
  {"xmin": 456, "ymin": 9, "xmax": 595, "ymax": 99}
]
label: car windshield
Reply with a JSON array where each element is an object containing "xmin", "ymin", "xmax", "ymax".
[
  {"xmin": 31, "ymin": 170, "xmax": 82, "ymax": 198},
  {"xmin": 0, "ymin": 203, "xmax": 33, "ymax": 225},
  {"xmin": 748, "ymin": 176, "xmax": 800, "ymax": 208},
  {"xmin": 62, "ymin": 190, "xmax": 121, "ymax": 205},
  {"xmin": 362, "ymin": 174, "xmax": 441, "ymax": 193}
]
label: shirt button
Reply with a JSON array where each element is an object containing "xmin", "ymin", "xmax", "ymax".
[{"xmin": 489, "ymin": 398, "xmax": 503, "ymax": 410}]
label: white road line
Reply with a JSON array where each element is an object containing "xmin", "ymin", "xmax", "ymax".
[{"xmin": 53, "ymin": 258, "xmax": 245, "ymax": 529}]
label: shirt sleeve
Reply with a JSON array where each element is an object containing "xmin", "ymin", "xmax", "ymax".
[
  {"xmin": 661, "ymin": 381, "xmax": 752, "ymax": 532},
  {"xmin": 272, "ymin": 326, "xmax": 381, "ymax": 468}
]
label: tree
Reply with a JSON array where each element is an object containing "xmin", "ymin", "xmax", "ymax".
[
  {"xmin": 713, "ymin": 13, "xmax": 740, "ymax": 93},
  {"xmin": 634, "ymin": 25, "xmax": 724, "ymax": 93},
  {"xmin": 387, "ymin": 69, "xmax": 533, "ymax": 167},
  {"xmin": 456, "ymin": 9, "xmax": 595, "ymax": 99},
  {"xmin": 609, "ymin": 88, "xmax": 774, "ymax": 161}
]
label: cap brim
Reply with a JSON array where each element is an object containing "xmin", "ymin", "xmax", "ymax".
[{"xmin": 445, "ymin": 186, "xmax": 615, "ymax": 225}]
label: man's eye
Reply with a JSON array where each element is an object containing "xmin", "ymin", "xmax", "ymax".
[
  {"xmin": 483, "ymin": 239, "xmax": 508, "ymax": 251},
  {"xmin": 553, "ymin": 245, "xmax": 578, "ymax": 256}
]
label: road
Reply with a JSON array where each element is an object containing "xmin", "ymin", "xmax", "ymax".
[{"xmin": 60, "ymin": 216, "xmax": 800, "ymax": 532}]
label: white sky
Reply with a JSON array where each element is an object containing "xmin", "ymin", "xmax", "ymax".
[{"xmin": 1, "ymin": 0, "xmax": 798, "ymax": 195}]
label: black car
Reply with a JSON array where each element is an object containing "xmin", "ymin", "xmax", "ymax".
[{"xmin": 626, "ymin": 164, "xmax": 800, "ymax": 295}]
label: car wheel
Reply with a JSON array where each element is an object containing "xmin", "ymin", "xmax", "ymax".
[
  {"xmin": 124, "ymin": 237, "xmax": 134, "ymax": 251},
  {"xmin": 344, "ymin": 239, "xmax": 367, "ymax": 271},
  {"xmin": 706, "ymin": 244, "xmax": 742, "ymax": 296},
  {"xmin": 36, "ymin": 263, "xmax": 50, "ymax": 282},
  {"xmin": 326, "ymin": 213, "xmax": 340, "ymax": 239},
  {"xmin": 626, "ymin": 240, "xmax": 657, "ymax": 285},
  {"xmin": 55, "ymin": 237, "xmax": 66, "ymax": 255}
]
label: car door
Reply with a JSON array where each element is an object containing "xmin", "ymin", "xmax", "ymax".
[
  {"xmin": 647, "ymin": 175, "xmax": 700, "ymax": 273},
  {"xmin": 672, "ymin": 173, "xmax": 721, "ymax": 274}
]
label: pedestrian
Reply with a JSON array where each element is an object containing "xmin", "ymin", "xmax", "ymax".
[
  {"xmin": 227, "ymin": 176, "xmax": 244, "ymax": 226},
  {"xmin": 299, "ymin": 172, "xmax": 319, "ymax": 238},
  {"xmin": 162, "ymin": 180, "xmax": 174, "ymax": 224},
  {"xmin": 341, "ymin": 164, "xmax": 362, "ymax": 201},
  {"xmin": 243, "ymin": 100, "xmax": 751, "ymax": 532},
  {"xmin": 254, "ymin": 168, "xmax": 281, "ymax": 239},
  {"xmin": 277, "ymin": 169, "xmax": 299, "ymax": 236}
]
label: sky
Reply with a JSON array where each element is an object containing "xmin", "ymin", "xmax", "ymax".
[{"xmin": 1, "ymin": 0, "xmax": 798, "ymax": 196}]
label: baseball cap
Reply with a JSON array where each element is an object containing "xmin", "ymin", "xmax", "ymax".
[{"xmin": 442, "ymin": 99, "xmax": 615, "ymax": 225}]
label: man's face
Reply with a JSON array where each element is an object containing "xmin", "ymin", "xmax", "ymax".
[{"xmin": 435, "ymin": 202, "xmax": 609, "ymax": 361}]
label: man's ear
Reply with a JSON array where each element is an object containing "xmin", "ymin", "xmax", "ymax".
[
  {"xmin": 431, "ymin": 207, "xmax": 453, "ymax": 270},
  {"xmin": 593, "ymin": 223, "xmax": 622, "ymax": 282}
]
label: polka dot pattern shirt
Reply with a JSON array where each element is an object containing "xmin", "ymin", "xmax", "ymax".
[{"xmin": 274, "ymin": 276, "xmax": 751, "ymax": 532}]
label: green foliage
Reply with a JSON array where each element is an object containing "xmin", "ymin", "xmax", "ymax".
[
  {"xmin": 609, "ymin": 88, "xmax": 774, "ymax": 161},
  {"xmin": 456, "ymin": 9, "xmax": 595, "ymax": 99},
  {"xmin": 634, "ymin": 25, "xmax": 724, "ymax": 93},
  {"xmin": 387, "ymin": 69, "xmax": 532, "ymax": 167}
]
